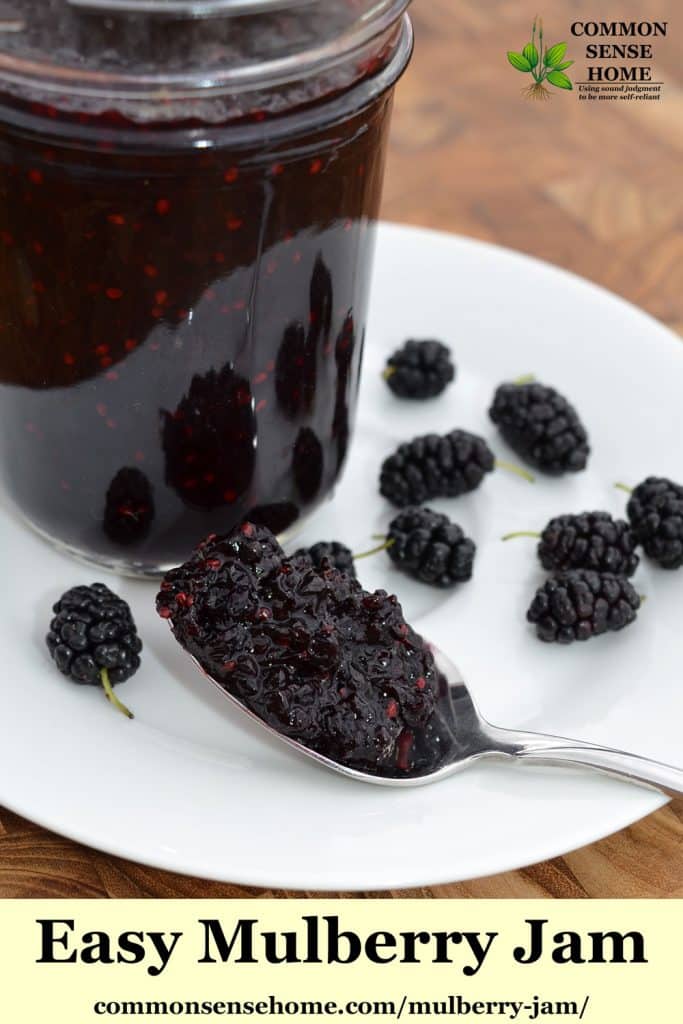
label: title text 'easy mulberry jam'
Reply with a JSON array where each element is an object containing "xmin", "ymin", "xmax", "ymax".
[{"xmin": 0, "ymin": 0, "xmax": 412, "ymax": 574}]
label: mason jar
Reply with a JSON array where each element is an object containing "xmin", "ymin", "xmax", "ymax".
[{"xmin": 0, "ymin": 0, "xmax": 412, "ymax": 575}]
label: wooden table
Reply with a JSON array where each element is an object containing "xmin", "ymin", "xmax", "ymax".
[{"xmin": 2, "ymin": 0, "xmax": 681, "ymax": 898}]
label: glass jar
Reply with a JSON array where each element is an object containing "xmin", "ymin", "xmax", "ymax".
[{"xmin": 0, "ymin": 0, "xmax": 412, "ymax": 575}]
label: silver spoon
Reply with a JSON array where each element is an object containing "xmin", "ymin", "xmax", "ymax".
[{"xmin": 194, "ymin": 646, "xmax": 683, "ymax": 796}]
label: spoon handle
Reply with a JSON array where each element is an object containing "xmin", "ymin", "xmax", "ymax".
[{"xmin": 500, "ymin": 731, "xmax": 683, "ymax": 798}]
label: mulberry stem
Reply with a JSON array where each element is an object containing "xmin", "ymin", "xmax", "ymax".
[
  {"xmin": 513, "ymin": 373, "xmax": 536, "ymax": 385},
  {"xmin": 615, "ymin": 482, "xmax": 633, "ymax": 495},
  {"xmin": 382, "ymin": 366, "xmax": 396, "ymax": 381},
  {"xmin": 495, "ymin": 459, "xmax": 535, "ymax": 483},
  {"xmin": 502, "ymin": 530, "xmax": 541, "ymax": 541},
  {"xmin": 100, "ymin": 668, "xmax": 134, "ymax": 720},
  {"xmin": 354, "ymin": 537, "xmax": 396, "ymax": 560}
]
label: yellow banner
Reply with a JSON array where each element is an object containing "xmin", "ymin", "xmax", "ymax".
[{"xmin": 0, "ymin": 900, "xmax": 678, "ymax": 1021}]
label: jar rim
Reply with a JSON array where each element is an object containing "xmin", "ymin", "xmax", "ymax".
[
  {"xmin": 0, "ymin": 0, "xmax": 411, "ymax": 102},
  {"xmin": 0, "ymin": 19, "xmax": 413, "ymax": 146},
  {"xmin": 66, "ymin": 0, "xmax": 311, "ymax": 15}
]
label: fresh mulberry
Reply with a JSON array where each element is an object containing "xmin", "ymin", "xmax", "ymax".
[
  {"xmin": 626, "ymin": 477, "xmax": 683, "ymax": 569},
  {"xmin": 537, "ymin": 511, "xmax": 639, "ymax": 577},
  {"xmin": 384, "ymin": 340, "xmax": 455, "ymax": 399},
  {"xmin": 275, "ymin": 321, "xmax": 316, "ymax": 419},
  {"xmin": 308, "ymin": 254, "xmax": 333, "ymax": 348},
  {"xmin": 293, "ymin": 540, "xmax": 356, "ymax": 578},
  {"xmin": 46, "ymin": 583, "xmax": 140, "ymax": 716},
  {"xmin": 527, "ymin": 570, "xmax": 640, "ymax": 644},
  {"xmin": 387, "ymin": 507, "xmax": 475, "ymax": 587},
  {"xmin": 332, "ymin": 312, "xmax": 356, "ymax": 474},
  {"xmin": 489, "ymin": 381, "xmax": 590, "ymax": 473},
  {"xmin": 379, "ymin": 429, "xmax": 495, "ymax": 507},
  {"xmin": 161, "ymin": 363, "xmax": 255, "ymax": 510},
  {"xmin": 293, "ymin": 427, "xmax": 324, "ymax": 502},
  {"xmin": 103, "ymin": 467, "xmax": 154, "ymax": 545}
]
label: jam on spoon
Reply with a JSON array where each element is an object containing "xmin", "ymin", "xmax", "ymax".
[
  {"xmin": 156, "ymin": 522, "xmax": 456, "ymax": 777},
  {"xmin": 157, "ymin": 524, "xmax": 683, "ymax": 795}
]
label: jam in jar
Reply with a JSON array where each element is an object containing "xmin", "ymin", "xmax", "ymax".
[{"xmin": 0, "ymin": 0, "xmax": 412, "ymax": 574}]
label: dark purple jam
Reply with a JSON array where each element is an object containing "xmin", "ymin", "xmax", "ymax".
[
  {"xmin": 0, "ymin": 74, "xmax": 396, "ymax": 570},
  {"xmin": 157, "ymin": 523, "xmax": 455, "ymax": 777}
]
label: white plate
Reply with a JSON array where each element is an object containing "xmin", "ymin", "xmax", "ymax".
[{"xmin": 2, "ymin": 223, "xmax": 681, "ymax": 890}]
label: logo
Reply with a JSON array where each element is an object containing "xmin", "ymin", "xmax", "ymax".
[{"xmin": 507, "ymin": 17, "xmax": 573, "ymax": 99}]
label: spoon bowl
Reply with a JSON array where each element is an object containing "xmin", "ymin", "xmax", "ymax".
[{"xmin": 194, "ymin": 644, "xmax": 683, "ymax": 796}]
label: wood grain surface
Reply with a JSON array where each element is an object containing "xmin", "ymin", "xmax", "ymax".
[{"xmin": 2, "ymin": 0, "xmax": 681, "ymax": 898}]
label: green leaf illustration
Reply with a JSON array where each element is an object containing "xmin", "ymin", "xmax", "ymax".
[
  {"xmin": 522, "ymin": 42, "xmax": 539, "ymax": 67},
  {"xmin": 554, "ymin": 60, "xmax": 574, "ymax": 70},
  {"xmin": 546, "ymin": 69, "xmax": 573, "ymax": 90},
  {"xmin": 507, "ymin": 51, "xmax": 533, "ymax": 72},
  {"xmin": 544, "ymin": 42, "xmax": 568, "ymax": 66}
]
